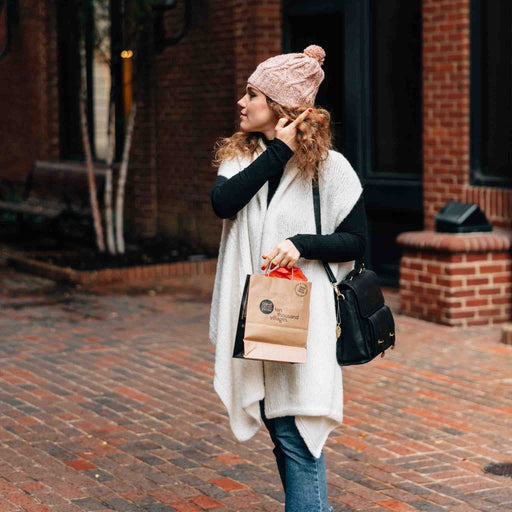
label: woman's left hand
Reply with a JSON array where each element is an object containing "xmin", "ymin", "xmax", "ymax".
[{"xmin": 262, "ymin": 239, "xmax": 301, "ymax": 270}]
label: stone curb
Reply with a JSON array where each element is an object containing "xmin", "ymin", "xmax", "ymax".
[{"xmin": 4, "ymin": 251, "xmax": 219, "ymax": 286}]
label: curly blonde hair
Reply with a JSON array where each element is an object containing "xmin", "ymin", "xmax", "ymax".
[{"xmin": 211, "ymin": 96, "xmax": 334, "ymax": 184}]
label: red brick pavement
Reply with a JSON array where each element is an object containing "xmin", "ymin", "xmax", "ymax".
[{"xmin": 0, "ymin": 267, "xmax": 511, "ymax": 511}]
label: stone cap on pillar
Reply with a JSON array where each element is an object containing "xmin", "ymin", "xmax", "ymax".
[{"xmin": 397, "ymin": 230, "xmax": 512, "ymax": 253}]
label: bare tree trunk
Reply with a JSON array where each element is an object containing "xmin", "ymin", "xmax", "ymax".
[
  {"xmin": 79, "ymin": 41, "xmax": 105, "ymax": 253},
  {"xmin": 105, "ymin": 100, "xmax": 116, "ymax": 254},
  {"xmin": 115, "ymin": 102, "xmax": 137, "ymax": 254},
  {"xmin": 79, "ymin": 98, "xmax": 106, "ymax": 253}
]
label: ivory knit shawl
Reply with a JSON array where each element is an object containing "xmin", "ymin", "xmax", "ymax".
[{"xmin": 209, "ymin": 137, "xmax": 363, "ymax": 458}]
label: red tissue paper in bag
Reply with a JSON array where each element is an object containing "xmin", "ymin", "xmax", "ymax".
[{"xmin": 259, "ymin": 264, "xmax": 308, "ymax": 281}]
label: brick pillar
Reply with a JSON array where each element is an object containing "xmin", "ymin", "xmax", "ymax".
[
  {"xmin": 398, "ymin": 231, "xmax": 512, "ymax": 327},
  {"xmin": 423, "ymin": 0, "xmax": 471, "ymax": 229},
  {"xmin": 423, "ymin": 0, "xmax": 512, "ymax": 229},
  {"xmin": 0, "ymin": 0, "xmax": 60, "ymax": 181},
  {"xmin": 129, "ymin": 29, "xmax": 158, "ymax": 239},
  {"xmin": 41, "ymin": 1, "xmax": 60, "ymax": 161},
  {"xmin": 130, "ymin": 89, "xmax": 158, "ymax": 238}
]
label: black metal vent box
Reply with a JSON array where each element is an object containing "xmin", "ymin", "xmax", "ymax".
[{"xmin": 434, "ymin": 201, "xmax": 493, "ymax": 233}]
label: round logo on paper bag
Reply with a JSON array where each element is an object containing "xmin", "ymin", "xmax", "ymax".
[
  {"xmin": 295, "ymin": 282, "xmax": 308, "ymax": 297},
  {"xmin": 259, "ymin": 299, "xmax": 274, "ymax": 314}
]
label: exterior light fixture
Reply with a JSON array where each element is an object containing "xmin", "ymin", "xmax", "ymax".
[{"xmin": 151, "ymin": 0, "xmax": 191, "ymax": 53}]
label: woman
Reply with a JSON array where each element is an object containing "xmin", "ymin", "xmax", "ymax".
[{"xmin": 209, "ymin": 45, "xmax": 367, "ymax": 512}]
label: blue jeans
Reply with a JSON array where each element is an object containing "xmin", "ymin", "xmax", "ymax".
[{"xmin": 259, "ymin": 400, "xmax": 333, "ymax": 512}]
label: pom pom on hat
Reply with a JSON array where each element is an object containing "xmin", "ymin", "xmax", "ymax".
[{"xmin": 303, "ymin": 45, "xmax": 326, "ymax": 66}]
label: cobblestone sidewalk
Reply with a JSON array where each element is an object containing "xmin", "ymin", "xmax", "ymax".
[{"xmin": 0, "ymin": 266, "xmax": 511, "ymax": 512}]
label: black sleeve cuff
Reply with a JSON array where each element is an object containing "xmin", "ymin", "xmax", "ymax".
[{"xmin": 287, "ymin": 236, "xmax": 305, "ymax": 257}]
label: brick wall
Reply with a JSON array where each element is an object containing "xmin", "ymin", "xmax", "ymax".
[
  {"xmin": 0, "ymin": 1, "xmax": 59, "ymax": 181},
  {"xmin": 129, "ymin": 0, "xmax": 282, "ymax": 251},
  {"xmin": 423, "ymin": 0, "xmax": 512, "ymax": 230},
  {"xmin": 40, "ymin": 2, "xmax": 60, "ymax": 162}
]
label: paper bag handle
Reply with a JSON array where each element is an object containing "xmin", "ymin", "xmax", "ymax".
[{"xmin": 263, "ymin": 261, "xmax": 294, "ymax": 279}]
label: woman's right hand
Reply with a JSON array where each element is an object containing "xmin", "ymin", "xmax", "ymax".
[{"xmin": 274, "ymin": 108, "xmax": 312, "ymax": 153}]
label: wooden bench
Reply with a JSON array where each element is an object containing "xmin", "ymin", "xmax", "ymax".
[
  {"xmin": 0, "ymin": 160, "xmax": 118, "ymax": 237},
  {"xmin": 0, "ymin": 160, "xmax": 116, "ymax": 220}
]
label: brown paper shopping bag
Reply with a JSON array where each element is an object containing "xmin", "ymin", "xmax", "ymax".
[{"xmin": 233, "ymin": 271, "xmax": 312, "ymax": 363}]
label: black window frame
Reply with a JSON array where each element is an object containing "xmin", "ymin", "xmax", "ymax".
[{"xmin": 470, "ymin": 0, "xmax": 512, "ymax": 188}]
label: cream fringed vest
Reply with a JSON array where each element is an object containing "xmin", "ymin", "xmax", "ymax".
[{"xmin": 209, "ymin": 137, "xmax": 363, "ymax": 458}]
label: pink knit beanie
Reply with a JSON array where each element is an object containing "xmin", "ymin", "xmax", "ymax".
[{"xmin": 247, "ymin": 45, "xmax": 326, "ymax": 108}]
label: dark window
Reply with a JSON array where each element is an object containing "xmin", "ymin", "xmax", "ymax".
[
  {"xmin": 56, "ymin": 0, "xmax": 124, "ymax": 162},
  {"xmin": 471, "ymin": 0, "xmax": 512, "ymax": 186},
  {"xmin": 57, "ymin": 0, "xmax": 89, "ymax": 160},
  {"xmin": 370, "ymin": 0, "xmax": 422, "ymax": 175}
]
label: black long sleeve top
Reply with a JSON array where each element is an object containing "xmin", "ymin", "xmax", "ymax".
[{"xmin": 210, "ymin": 136, "xmax": 367, "ymax": 262}]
